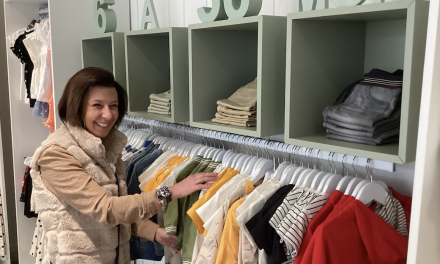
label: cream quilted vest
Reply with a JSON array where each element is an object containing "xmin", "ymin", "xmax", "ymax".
[{"xmin": 30, "ymin": 124, "xmax": 131, "ymax": 264}]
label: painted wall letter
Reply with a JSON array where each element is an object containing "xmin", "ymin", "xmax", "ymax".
[
  {"xmin": 223, "ymin": 0, "xmax": 263, "ymax": 19},
  {"xmin": 292, "ymin": 0, "xmax": 329, "ymax": 12},
  {"xmin": 94, "ymin": 0, "xmax": 117, "ymax": 33},
  {"xmin": 197, "ymin": 0, "xmax": 228, "ymax": 23},
  {"xmin": 141, "ymin": 0, "xmax": 160, "ymax": 29}
]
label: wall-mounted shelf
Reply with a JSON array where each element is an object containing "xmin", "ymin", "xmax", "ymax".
[
  {"xmin": 284, "ymin": 0, "xmax": 429, "ymax": 163},
  {"xmin": 81, "ymin": 32, "xmax": 126, "ymax": 89},
  {"xmin": 189, "ymin": 15, "xmax": 287, "ymax": 137},
  {"xmin": 125, "ymin": 27, "xmax": 189, "ymax": 123}
]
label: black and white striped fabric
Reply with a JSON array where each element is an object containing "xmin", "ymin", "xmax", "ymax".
[
  {"xmin": 269, "ymin": 187, "xmax": 305, "ymax": 230},
  {"xmin": 374, "ymin": 192, "xmax": 408, "ymax": 236},
  {"xmin": 275, "ymin": 189, "xmax": 329, "ymax": 258},
  {"xmin": 360, "ymin": 73, "xmax": 403, "ymax": 89}
]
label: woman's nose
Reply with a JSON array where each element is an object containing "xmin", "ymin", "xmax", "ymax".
[{"xmin": 102, "ymin": 106, "xmax": 113, "ymax": 119}]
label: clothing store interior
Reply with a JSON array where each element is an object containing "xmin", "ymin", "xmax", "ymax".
[{"xmin": 1, "ymin": 0, "xmax": 439, "ymax": 264}]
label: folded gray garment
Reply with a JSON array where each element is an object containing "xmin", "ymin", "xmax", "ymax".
[
  {"xmin": 217, "ymin": 78, "xmax": 257, "ymax": 111},
  {"xmin": 149, "ymin": 90, "xmax": 171, "ymax": 103},
  {"xmin": 149, "ymin": 103, "xmax": 171, "ymax": 111},
  {"xmin": 217, "ymin": 105, "xmax": 256, "ymax": 117},
  {"xmin": 215, "ymin": 112, "xmax": 256, "ymax": 121},
  {"xmin": 324, "ymin": 106, "xmax": 401, "ymax": 133},
  {"xmin": 150, "ymin": 99, "xmax": 171, "ymax": 107},
  {"xmin": 324, "ymin": 120, "xmax": 400, "ymax": 138},
  {"xmin": 212, "ymin": 117, "xmax": 256, "ymax": 127},
  {"xmin": 147, "ymin": 109, "xmax": 171, "ymax": 116},
  {"xmin": 148, "ymin": 105, "xmax": 171, "ymax": 113},
  {"xmin": 326, "ymin": 128, "xmax": 400, "ymax": 146}
]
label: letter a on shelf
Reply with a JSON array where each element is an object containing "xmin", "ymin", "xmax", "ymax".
[
  {"xmin": 141, "ymin": 0, "xmax": 160, "ymax": 29},
  {"xmin": 197, "ymin": 0, "xmax": 228, "ymax": 23},
  {"xmin": 223, "ymin": 0, "xmax": 263, "ymax": 19}
]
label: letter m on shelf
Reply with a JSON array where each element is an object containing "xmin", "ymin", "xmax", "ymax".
[{"xmin": 293, "ymin": 0, "xmax": 329, "ymax": 12}]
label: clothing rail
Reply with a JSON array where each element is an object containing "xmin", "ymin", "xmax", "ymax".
[{"xmin": 121, "ymin": 115, "xmax": 394, "ymax": 172}]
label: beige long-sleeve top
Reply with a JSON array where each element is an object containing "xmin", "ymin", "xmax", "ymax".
[{"xmin": 38, "ymin": 145, "xmax": 161, "ymax": 241}]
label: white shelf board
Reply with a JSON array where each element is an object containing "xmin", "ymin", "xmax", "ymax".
[{"xmin": 5, "ymin": 0, "xmax": 47, "ymax": 5}]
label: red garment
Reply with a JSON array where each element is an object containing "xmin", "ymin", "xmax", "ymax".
[
  {"xmin": 300, "ymin": 197, "xmax": 409, "ymax": 264},
  {"xmin": 294, "ymin": 191, "xmax": 344, "ymax": 264}
]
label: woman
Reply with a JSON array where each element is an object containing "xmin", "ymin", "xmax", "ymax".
[{"xmin": 30, "ymin": 67, "xmax": 217, "ymax": 264}]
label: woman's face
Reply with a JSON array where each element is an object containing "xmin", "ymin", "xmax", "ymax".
[{"xmin": 82, "ymin": 86, "xmax": 119, "ymax": 138}]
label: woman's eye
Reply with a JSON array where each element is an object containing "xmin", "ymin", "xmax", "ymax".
[
  {"xmin": 93, "ymin": 104, "xmax": 103, "ymax": 108},
  {"xmin": 111, "ymin": 104, "xmax": 118, "ymax": 108}
]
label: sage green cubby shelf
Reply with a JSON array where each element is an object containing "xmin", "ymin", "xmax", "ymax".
[
  {"xmin": 189, "ymin": 16, "xmax": 287, "ymax": 137},
  {"xmin": 125, "ymin": 28, "xmax": 189, "ymax": 123},
  {"xmin": 81, "ymin": 32, "xmax": 126, "ymax": 89},
  {"xmin": 284, "ymin": 0, "xmax": 429, "ymax": 164}
]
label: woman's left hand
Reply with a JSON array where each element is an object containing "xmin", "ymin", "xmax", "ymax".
[{"xmin": 154, "ymin": 228, "xmax": 180, "ymax": 253}]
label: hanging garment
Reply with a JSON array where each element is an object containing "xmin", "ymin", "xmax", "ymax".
[
  {"xmin": 11, "ymin": 31, "xmax": 36, "ymax": 107},
  {"xmin": 142, "ymin": 156, "xmax": 189, "ymax": 192},
  {"xmin": 195, "ymin": 180, "xmax": 255, "ymax": 264},
  {"xmin": 299, "ymin": 198, "xmax": 409, "ymax": 264},
  {"xmin": 138, "ymin": 151, "xmax": 179, "ymax": 190},
  {"xmin": 30, "ymin": 217, "xmax": 44, "ymax": 263},
  {"xmin": 236, "ymin": 179, "xmax": 285, "ymax": 263},
  {"xmin": 43, "ymin": 96, "xmax": 55, "ymax": 134},
  {"xmin": 188, "ymin": 167, "xmax": 240, "ymax": 234},
  {"xmin": 246, "ymin": 184, "xmax": 296, "ymax": 264},
  {"xmin": 274, "ymin": 189, "xmax": 330, "ymax": 258}
]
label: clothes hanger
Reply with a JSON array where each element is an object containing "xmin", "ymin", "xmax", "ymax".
[
  {"xmin": 335, "ymin": 155, "xmax": 355, "ymax": 193},
  {"xmin": 351, "ymin": 158, "xmax": 389, "ymax": 197},
  {"xmin": 249, "ymin": 158, "xmax": 273, "ymax": 184},
  {"xmin": 289, "ymin": 147, "xmax": 307, "ymax": 184},
  {"xmin": 355, "ymin": 159, "xmax": 389, "ymax": 206},
  {"xmin": 301, "ymin": 149, "xmax": 327, "ymax": 188},
  {"xmin": 316, "ymin": 152, "xmax": 338, "ymax": 192},
  {"xmin": 342, "ymin": 156, "xmax": 365, "ymax": 195},
  {"xmin": 320, "ymin": 154, "xmax": 343, "ymax": 195}
]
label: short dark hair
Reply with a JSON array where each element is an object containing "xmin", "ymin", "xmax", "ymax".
[{"xmin": 58, "ymin": 67, "xmax": 128, "ymax": 128}]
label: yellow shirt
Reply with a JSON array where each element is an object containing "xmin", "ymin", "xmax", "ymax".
[
  {"xmin": 142, "ymin": 156, "xmax": 188, "ymax": 192},
  {"xmin": 215, "ymin": 181, "xmax": 255, "ymax": 264},
  {"xmin": 187, "ymin": 168, "xmax": 240, "ymax": 234}
]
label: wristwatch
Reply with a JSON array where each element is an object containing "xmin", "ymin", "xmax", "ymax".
[{"xmin": 157, "ymin": 186, "xmax": 172, "ymax": 211}]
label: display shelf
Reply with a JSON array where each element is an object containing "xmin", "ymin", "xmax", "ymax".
[
  {"xmin": 284, "ymin": 0, "xmax": 429, "ymax": 164},
  {"xmin": 189, "ymin": 16, "xmax": 287, "ymax": 138},
  {"xmin": 81, "ymin": 32, "xmax": 127, "ymax": 89},
  {"xmin": 125, "ymin": 27, "xmax": 189, "ymax": 123}
]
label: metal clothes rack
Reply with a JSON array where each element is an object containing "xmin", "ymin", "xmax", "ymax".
[{"xmin": 121, "ymin": 115, "xmax": 394, "ymax": 172}]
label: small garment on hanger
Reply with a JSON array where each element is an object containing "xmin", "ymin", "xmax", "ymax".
[
  {"xmin": 11, "ymin": 31, "xmax": 36, "ymax": 107},
  {"xmin": 20, "ymin": 167, "xmax": 38, "ymax": 218},
  {"xmin": 30, "ymin": 217, "xmax": 45, "ymax": 263},
  {"xmin": 246, "ymin": 184, "xmax": 295, "ymax": 264},
  {"xmin": 138, "ymin": 150, "xmax": 180, "ymax": 191}
]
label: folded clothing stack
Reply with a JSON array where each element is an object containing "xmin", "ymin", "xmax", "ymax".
[
  {"xmin": 148, "ymin": 90, "xmax": 171, "ymax": 116},
  {"xmin": 212, "ymin": 78, "xmax": 257, "ymax": 127},
  {"xmin": 323, "ymin": 69, "xmax": 403, "ymax": 146}
]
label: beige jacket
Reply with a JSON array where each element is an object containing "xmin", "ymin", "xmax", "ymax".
[{"xmin": 30, "ymin": 124, "xmax": 161, "ymax": 264}]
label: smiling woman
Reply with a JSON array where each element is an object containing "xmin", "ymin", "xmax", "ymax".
[{"xmin": 28, "ymin": 68, "xmax": 217, "ymax": 264}]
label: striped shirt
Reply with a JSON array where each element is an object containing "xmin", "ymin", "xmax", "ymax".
[
  {"xmin": 374, "ymin": 191, "xmax": 408, "ymax": 236},
  {"xmin": 269, "ymin": 186, "xmax": 306, "ymax": 230},
  {"xmin": 276, "ymin": 189, "xmax": 329, "ymax": 257}
]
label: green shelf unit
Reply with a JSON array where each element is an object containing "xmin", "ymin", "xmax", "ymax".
[
  {"xmin": 284, "ymin": 0, "xmax": 429, "ymax": 164},
  {"xmin": 81, "ymin": 32, "xmax": 126, "ymax": 89},
  {"xmin": 125, "ymin": 28, "xmax": 189, "ymax": 123},
  {"xmin": 189, "ymin": 16, "xmax": 287, "ymax": 137}
]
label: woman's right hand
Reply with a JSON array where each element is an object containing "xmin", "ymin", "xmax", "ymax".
[{"xmin": 169, "ymin": 172, "xmax": 218, "ymax": 199}]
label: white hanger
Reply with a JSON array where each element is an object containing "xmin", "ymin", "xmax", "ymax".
[
  {"xmin": 234, "ymin": 154, "xmax": 250, "ymax": 172},
  {"xmin": 242, "ymin": 156, "xmax": 259, "ymax": 175},
  {"xmin": 250, "ymin": 158, "xmax": 273, "ymax": 184},
  {"xmin": 272, "ymin": 161, "xmax": 292, "ymax": 180},
  {"xmin": 356, "ymin": 159, "xmax": 389, "ymax": 205},
  {"xmin": 320, "ymin": 154, "xmax": 343, "ymax": 195},
  {"xmin": 279, "ymin": 165, "xmax": 297, "ymax": 183},
  {"xmin": 335, "ymin": 155, "xmax": 354, "ymax": 193}
]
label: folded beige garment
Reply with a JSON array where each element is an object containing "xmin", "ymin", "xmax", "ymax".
[
  {"xmin": 150, "ymin": 99, "xmax": 171, "ymax": 107},
  {"xmin": 212, "ymin": 117, "xmax": 256, "ymax": 127},
  {"xmin": 215, "ymin": 112, "xmax": 256, "ymax": 121},
  {"xmin": 148, "ymin": 105, "xmax": 171, "ymax": 113},
  {"xmin": 217, "ymin": 105, "xmax": 256, "ymax": 117},
  {"xmin": 217, "ymin": 78, "xmax": 257, "ymax": 111},
  {"xmin": 149, "ymin": 90, "xmax": 171, "ymax": 103},
  {"xmin": 147, "ymin": 109, "xmax": 171, "ymax": 116},
  {"xmin": 149, "ymin": 103, "xmax": 171, "ymax": 111}
]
